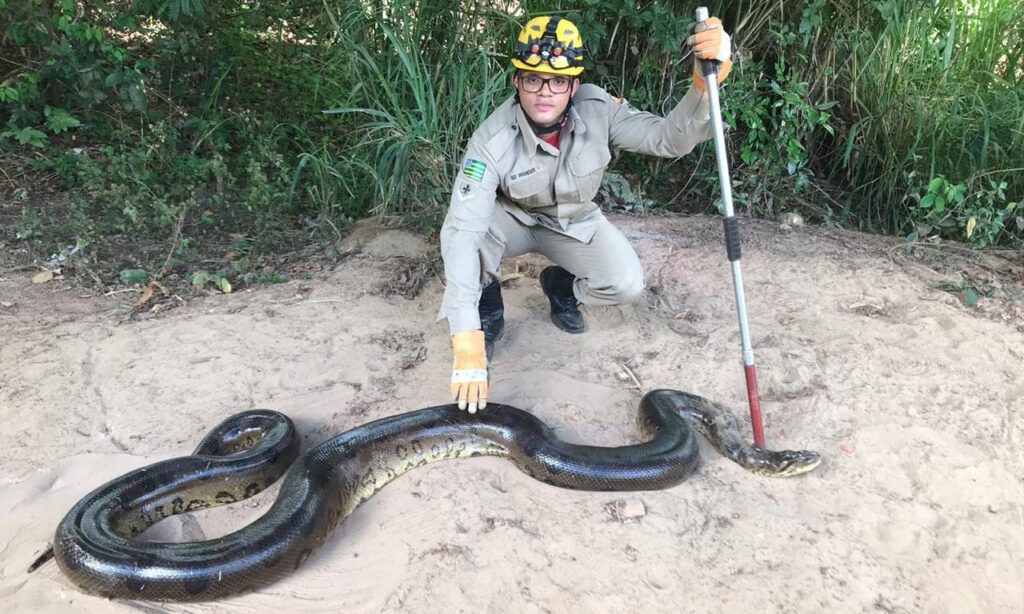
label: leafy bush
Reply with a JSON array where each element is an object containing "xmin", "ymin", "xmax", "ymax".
[
  {"xmin": 1, "ymin": 0, "xmax": 360, "ymax": 279},
  {"xmin": 1, "ymin": 0, "xmax": 1021, "ymax": 282},
  {"xmin": 914, "ymin": 175, "xmax": 1020, "ymax": 247}
]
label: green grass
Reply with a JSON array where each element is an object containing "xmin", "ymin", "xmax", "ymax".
[
  {"xmin": 316, "ymin": 4, "xmax": 515, "ymax": 231},
  {"xmin": 804, "ymin": 0, "xmax": 1024, "ymax": 240}
]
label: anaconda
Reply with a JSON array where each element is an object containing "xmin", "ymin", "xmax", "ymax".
[{"xmin": 47, "ymin": 389, "xmax": 820, "ymax": 601}]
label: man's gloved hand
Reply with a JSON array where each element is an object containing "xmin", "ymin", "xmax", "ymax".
[
  {"xmin": 450, "ymin": 329, "xmax": 488, "ymax": 413},
  {"xmin": 688, "ymin": 16, "xmax": 733, "ymax": 92}
]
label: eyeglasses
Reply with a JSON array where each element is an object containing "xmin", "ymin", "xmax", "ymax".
[{"xmin": 518, "ymin": 74, "xmax": 573, "ymax": 94}]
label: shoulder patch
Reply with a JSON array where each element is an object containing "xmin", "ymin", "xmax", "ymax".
[
  {"xmin": 613, "ymin": 96, "xmax": 640, "ymax": 113},
  {"xmin": 463, "ymin": 159, "xmax": 487, "ymax": 181}
]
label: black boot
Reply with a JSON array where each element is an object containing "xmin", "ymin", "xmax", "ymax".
[
  {"xmin": 540, "ymin": 266, "xmax": 585, "ymax": 334},
  {"xmin": 479, "ymin": 280, "xmax": 505, "ymax": 361}
]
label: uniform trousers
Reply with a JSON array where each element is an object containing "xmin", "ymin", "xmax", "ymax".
[{"xmin": 477, "ymin": 207, "xmax": 645, "ymax": 306}]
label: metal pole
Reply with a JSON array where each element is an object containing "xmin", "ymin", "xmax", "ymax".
[{"xmin": 695, "ymin": 7, "xmax": 766, "ymax": 446}]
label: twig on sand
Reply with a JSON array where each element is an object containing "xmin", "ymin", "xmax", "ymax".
[
  {"xmin": 889, "ymin": 242, "xmax": 1023, "ymax": 278},
  {"xmin": 156, "ymin": 207, "xmax": 187, "ymax": 280},
  {"xmin": 265, "ymin": 297, "xmax": 349, "ymax": 305},
  {"xmin": 620, "ymin": 362, "xmax": 645, "ymax": 392},
  {"xmin": 0, "ymin": 264, "xmax": 41, "ymax": 274}
]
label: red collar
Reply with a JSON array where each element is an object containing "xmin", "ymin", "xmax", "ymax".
[{"xmin": 541, "ymin": 130, "xmax": 561, "ymax": 148}]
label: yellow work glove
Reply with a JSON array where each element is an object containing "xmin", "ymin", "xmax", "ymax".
[
  {"xmin": 688, "ymin": 16, "xmax": 733, "ymax": 92},
  {"xmin": 450, "ymin": 329, "xmax": 488, "ymax": 413}
]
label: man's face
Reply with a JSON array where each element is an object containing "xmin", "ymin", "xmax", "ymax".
[{"xmin": 514, "ymin": 70, "xmax": 580, "ymax": 126}]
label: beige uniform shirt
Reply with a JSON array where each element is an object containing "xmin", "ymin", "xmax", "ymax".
[{"xmin": 439, "ymin": 83, "xmax": 714, "ymax": 334}]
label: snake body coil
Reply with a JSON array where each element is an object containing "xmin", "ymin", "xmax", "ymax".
[{"xmin": 51, "ymin": 389, "xmax": 820, "ymax": 601}]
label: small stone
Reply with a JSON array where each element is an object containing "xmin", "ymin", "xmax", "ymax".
[
  {"xmin": 645, "ymin": 567, "xmax": 674, "ymax": 590},
  {"xmin": 616, "ymin": 372, "xmax": 630, "ymax": 382},
  {"xmin": 0, "ymin": 301, "xmax": 12, "ymax": 308},
  {"xmin": 608, "ymin": 498, "xmax": 646, "ymax": 521},
  {"xmin": 778, "ymin": 211, "xmax": 805, "ymax": 226}
]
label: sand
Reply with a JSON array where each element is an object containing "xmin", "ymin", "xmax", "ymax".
[{"xmin": 1, "ymin": 214, "xmax": 1022, "ymax": 613}]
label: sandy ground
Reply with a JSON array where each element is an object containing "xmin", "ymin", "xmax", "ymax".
[{"xmin": 1, "ymin": 214, "xmax": 1022, "ymax": 613}]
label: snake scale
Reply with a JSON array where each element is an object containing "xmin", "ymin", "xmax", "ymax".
[{"xmin": 47, "ymin": 389, "xmax": 820, "ymax": 601}]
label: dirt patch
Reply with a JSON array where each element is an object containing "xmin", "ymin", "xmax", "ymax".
[{"xmin": 1, "ymin": 214, "xmax": 1022, "ymax": 613}]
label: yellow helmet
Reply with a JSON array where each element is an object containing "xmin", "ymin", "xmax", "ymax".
[{"xmin": 511, "ymin": 15, "xmax": 586, "ymax": 76}]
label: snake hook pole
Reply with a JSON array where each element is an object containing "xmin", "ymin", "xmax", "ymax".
[{"xmin": 694, "ymin": 6, "xmax": 766, "ymax": 447}]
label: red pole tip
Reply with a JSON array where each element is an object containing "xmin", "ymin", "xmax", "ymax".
[{"xmin": 744, "ymin": 364, "xmax": 766, "ymax": 447}]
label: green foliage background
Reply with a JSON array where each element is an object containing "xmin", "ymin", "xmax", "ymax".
[{"xmin": 1, "ymin": 0, "xmax": 1021, "ymax": 282}]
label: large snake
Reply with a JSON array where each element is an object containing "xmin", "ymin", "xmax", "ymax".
[{"xmin": 41, "ymin": 389, "xmax": 820, "ymax": 601}]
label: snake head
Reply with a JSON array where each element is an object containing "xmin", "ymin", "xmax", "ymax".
[{"xmin": 769, "ymin": 449, "xmax": 822, "ymax": 477}]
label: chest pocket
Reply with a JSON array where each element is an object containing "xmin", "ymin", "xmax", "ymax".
[
  {"xmin": 569, "ymin": 146, "xmax": 611, "ymax": 203},
  {"xmin": 505, "ymin": 165, "xmax": 551, "ymax": 206}
]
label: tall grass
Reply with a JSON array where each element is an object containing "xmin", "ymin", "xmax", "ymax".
[
  {"xmin": 818, "ymin": 0, "xmax": 1024, "ymax": 237},
  {"xmin": 313, "ymin": 2, "xmax": 514, "ymax": 229}
]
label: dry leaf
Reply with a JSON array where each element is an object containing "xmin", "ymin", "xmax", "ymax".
[
  {"xmin": 32, "ymin": 270, "xmax": 54, "ymax": 284},
  {"xmin": 132, "ymin": 285, "xmax": 155, "ymax": 309}
]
